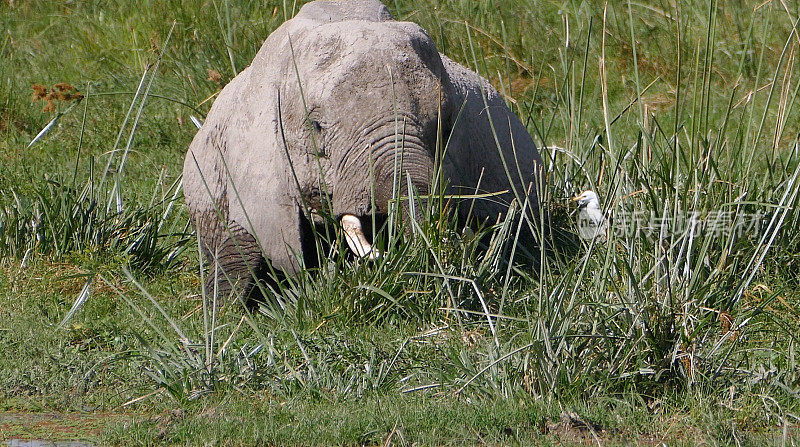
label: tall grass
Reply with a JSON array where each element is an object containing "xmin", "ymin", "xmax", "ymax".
[
  {"xmin": 0, "ymin": 20, "xmax": 192, "ymax": 332},
  {"xmin": 97, "ymin": 4, "xmax": 798, "ymax": 416},
  {"xmin": 0, "ymin": 173, "xmax": 188, "ymax": 272},
  {"xmin": 1, "ymin": 48, "xmax": 189, "ymax": 272},
  {"xmin": 2, "ymin": 0, "xmax": 800, "ymax": 441}
]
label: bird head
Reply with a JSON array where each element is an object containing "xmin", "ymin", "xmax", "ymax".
[{"xmin": 572, "ymin": 190, "xmax": 600, "ymax": 208}]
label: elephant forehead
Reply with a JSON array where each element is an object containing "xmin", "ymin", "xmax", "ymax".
[
  {"xmin": 291, "ymin": 21, "xmax": 435, "ymax": 65},
  {"xmin": 296, "ymin": 0, "xmax": 393, "ymax": 23},
  {"xmin": 285, "ymin": 22, "xmax": 443, "ymax": 97}
]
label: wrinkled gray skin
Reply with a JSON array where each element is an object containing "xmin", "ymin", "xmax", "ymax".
[{"xmin": 183, "ymin": 0, "xmax": 544, "ymax": 300}]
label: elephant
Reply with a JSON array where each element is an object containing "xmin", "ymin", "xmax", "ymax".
[{"xmin": 183, "ymin": 0, "xmax": 545, "ymax": 302}]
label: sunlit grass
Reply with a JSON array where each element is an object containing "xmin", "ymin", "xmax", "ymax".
[{"xmin": 1, "ymin": 0, "xmax": 799, "ymax": 445}]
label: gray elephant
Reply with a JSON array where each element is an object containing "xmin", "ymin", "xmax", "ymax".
[{"xmin": 183, "ymin": 0, "xmax": 544, "ymax": 301}]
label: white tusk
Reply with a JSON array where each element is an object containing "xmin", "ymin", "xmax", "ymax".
[{"xmin": 341, "ymin": 214, "xmax": 380, "ymax": 260}]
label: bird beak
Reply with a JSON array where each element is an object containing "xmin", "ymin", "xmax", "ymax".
[{"xmin": 571, "ymin": 195, "xmax": 583, "ymax": 202}]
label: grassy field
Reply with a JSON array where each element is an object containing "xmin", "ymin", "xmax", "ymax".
[{"xmin": 2, "ymin": 0, "xmax": 800, "ymax": 445}]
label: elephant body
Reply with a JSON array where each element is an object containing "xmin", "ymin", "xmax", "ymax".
[{"xmin": 183, "ymin": 0, "xmax": 544, "ymax": 300}]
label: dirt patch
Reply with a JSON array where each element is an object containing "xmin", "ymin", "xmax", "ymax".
[
  {"xmin": 541, "ymin": 411, "xmax": 800, "ymax": 446},
  {"xmin": 543, "ymin": 411, "xmax": 608, "ymax": 445},
  {"xmin": 0, "ymin": 110, "xmax": 27, "ymax": 133},
  {"xmin": 0, "ymin": 412, "xmax": 123, "ymax": 443},
  {"xmin": 5, "ymin": 440, "xmax": 92, "ymax": 446}
]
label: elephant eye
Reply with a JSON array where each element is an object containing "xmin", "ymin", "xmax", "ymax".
[{"xmin": 310, "ymin": 119, "xmax": 323, "ymax": 133}]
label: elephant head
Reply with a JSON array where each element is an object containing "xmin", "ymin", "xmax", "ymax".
[
  {"xmin": 183, "ymin": 0, "xmax": 544, "ymax": 300},
  {"xmin": 274, "ymin": 7, "xmax": 453, "ymax": 249}
]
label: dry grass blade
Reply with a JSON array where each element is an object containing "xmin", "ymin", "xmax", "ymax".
[{"xmin": 57, "ymin": 275, "xmax": 92, "ymax": 329}]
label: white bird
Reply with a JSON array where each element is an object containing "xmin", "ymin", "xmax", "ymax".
[{"xmin": 572, "ymin": 190, "xmax": 607, "ymax": 241}]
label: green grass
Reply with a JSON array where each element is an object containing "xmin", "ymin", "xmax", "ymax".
[{"xmin": 2, "ymin": 0, "xmax": 800, "ymax": 445}]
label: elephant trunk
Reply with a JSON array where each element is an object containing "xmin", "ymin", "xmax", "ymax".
[
  {"xmin": 332, "ymin": 125, "xmax": 434, "ymax": 258},
  {"xmin": 333, "ymin": 128, "xmax": 433, "ymax": 215}
]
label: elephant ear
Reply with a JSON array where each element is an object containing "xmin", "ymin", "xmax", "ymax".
[
  {"xmin": 185, "ymin": 60, "xmax": 307, "ymax": 275},
  {"xmin": 439, "ymin": 54, "xmax": 544, "ymax": 223},
  {"xmin": 183, "ymin": 72, "xmax": 249, "ymax": 259},
  {"xmin": 223, "ymin": 71, "xmax": 308, "ymax": 274}
]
